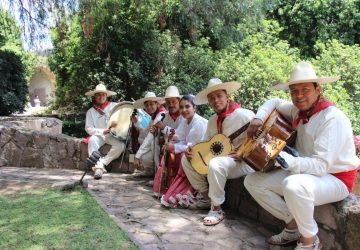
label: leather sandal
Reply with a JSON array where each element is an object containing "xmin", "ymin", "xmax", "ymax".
[
  {"xmin": 267, "ymin": 228, "xmax": 301, "ymax": 245},
  {"xmin": 203, "ymin": 209, "xmax": 225, "ymax": 226},
  {"xmin": 295, "ymin": 235, "xmax": 322, "ymax": 250}
]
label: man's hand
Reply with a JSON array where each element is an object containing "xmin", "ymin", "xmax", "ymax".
[
  {"xmin": 103, "ymin": 128, "xmax": 111, "ymax": 134},
  {"xmin": 155, "ymin": 121, "xmax": 166, "ymax": 130},
  {"xmin": 149, "ymin": 126, "xmax": 157, "ymax": 134},
  {"xmin": 185, "ymin": 146, "xmax": 193, "ymax": 161},
  {"xmin": 134, "ymin": 158, "xmax": 141, "ymax": 169},
  {"xmin": 247, "ymin": 118, "xmax": 263, "ymax": 139},
  {"xmin": 228, "ymin": 148, "xmax": 242, "ymax": 161},
  {"xmin": 131, "ymin": 114, "xmax": 138, "ymax": 124}
]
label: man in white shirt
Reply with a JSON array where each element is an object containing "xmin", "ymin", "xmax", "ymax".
[
  {"xmin": 244, "ymin": 62, "xmax": 360, "ymax": 249},
  {"xmin": 182, "ymin": 78, "xmax": 255, "ymax": 226},
  {"xmin": 133, "ymin": 92, "xmax": 166, "ymax": 177},
  {"xmin": 154, "ymin": 86, "xmax": 184, "ymax": 139},
  {"xmin": 85, "ymin": 83, "xmax": 125, "ymax": 179}
]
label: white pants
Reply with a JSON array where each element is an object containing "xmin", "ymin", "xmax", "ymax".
[
  {"xmin": 139, "ymin": 150, "xmax": 155, "ymax": 175},
  {"xmin": 182, "ymin": 156, "xmax": 254, "ymax": 206},
  {"xmin": 244, "ymin": 169, "xmax": 349, "ymax": 237},
  {"xmin": 88, "ymin": 134, "xmax": 125, "ymax": 169}
]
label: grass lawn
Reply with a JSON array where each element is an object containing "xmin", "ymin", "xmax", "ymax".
[{"xmin": 0, "ymin": 187, "xmax": 138, "ymax": 250}]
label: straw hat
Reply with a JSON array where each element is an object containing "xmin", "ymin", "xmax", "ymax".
[
  {"xmin": 164, "ymin": 86, "xmax": 182, "ymax": 99},
  {"xmin": 270, "ymin": 62, "xmax": 340, "ymax": 91},
  {"xmin": 194, "ymin": 78, "xmax": 241, "ymax": 105},
  {"xmin": 85, "ymin": 83, "xmax": 117, "ymax": 96},
  {"xmin": 133, "ymin": 92, "xmax": 165, "ymax": 109}
]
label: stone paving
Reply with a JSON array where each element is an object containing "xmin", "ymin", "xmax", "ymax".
[{"xmin": 0, "ymin": 167, "xmax": 294, "ymax": 250}]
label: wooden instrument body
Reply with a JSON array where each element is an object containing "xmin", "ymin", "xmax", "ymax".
[
  {"xmin": 237, "ymin": 110, "xmax": 295, "ymax": 172},
  {"xmin": 191, "ymin": 134, "xmax": 233, "ymax": 174}
]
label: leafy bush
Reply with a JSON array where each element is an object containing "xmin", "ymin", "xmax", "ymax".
[{"xmin": 0, "ymin": 50, "xmax": 28, "ymax": 115}]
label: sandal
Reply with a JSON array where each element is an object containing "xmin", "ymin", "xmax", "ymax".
[
  {"xmin": 295, "ymin": 235, "xmax": 322, "ymax": 250},
  {"xmin": 267, "ymin": 228, "xmax": 301, "ymax": 245},
  {"xmin": 203, "ymin": 209, "xmax": 225, "ymax": 226}
]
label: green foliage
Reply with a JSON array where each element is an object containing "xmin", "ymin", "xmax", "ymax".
[
  {"xmin": 0, "ymin": 10, "xmax": 37, "ymax": 81},
  {"xmin": 0, "ymin": 50, "xmax": 28, "ymax": 115},
  {"xmin": 0, "ymin": 187, "xmax": 137, "ymax": 249},
  {"xmin": 311, "ymin": 40, "xmax": 360, "ymax": 134},
  {"xmin": 215, "ymin": 20, "xmax": 299, "ymax": 111},
  {"xmin": 269, "ymin": 0, "xmax": 360, "ymax": 57}
]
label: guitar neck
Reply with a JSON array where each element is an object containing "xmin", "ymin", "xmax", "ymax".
[{"xmin": 228, "ymin": 122, "xmax": 250, "ymax": 142}]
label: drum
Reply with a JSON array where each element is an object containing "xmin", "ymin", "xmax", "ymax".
[{"xmin": 108, "ymin": 101, "xmax": 134, "ymax": 141}]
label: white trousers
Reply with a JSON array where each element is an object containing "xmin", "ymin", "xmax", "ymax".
[
  {"xmin": 88, "ymin": 134, "xmax": 125, "ymax": 169},
  {"xmin": 182, "ymin": 156, "xmax": 254, "ymax": 206},
  {"xmin": 244, "ymin": 169, "xmax": 349, "ymax": 237}
]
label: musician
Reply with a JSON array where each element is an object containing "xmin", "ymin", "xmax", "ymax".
[
  {"xmin": 133, "ymin": 92, "xmax": 166, "ymax": 177},
  {"xmin": 153, "ymin": 86, "xmax": 184, "ymax": 139},
  {"xmin": 153, "ymin": 94, "xmax": 208, "ymax": 207},
  {"xmin": 244, "ymin": 62, "xmax": 360, "ymax": 249},
  {"xmin": 182, "ymin": 78, "xmax": 255, "ymax": 225},
  {"xmin": 85, "ymin": 83, "xmax": 125, "ymax": 180}
]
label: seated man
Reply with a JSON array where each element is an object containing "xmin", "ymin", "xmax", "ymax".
[
  {"xmin": 133, "ymin": 92, "xmax": 166, "ymax": 177},
  {"xmin": 154, "ymin": 86, "xmax": 184, "ymax": 140},
  {"xmin": 85, "ymin": 83, "xmax": 125, "ymax": 179},
  {"xmin": 244, "ymin": 62, "xmax": 360, "ymax": 249},
  {"xmin": 182, "ymin": 78, "xmax": 255, "ymax": 226}
]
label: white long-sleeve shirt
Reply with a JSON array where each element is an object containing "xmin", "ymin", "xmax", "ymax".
[
  {"xmin": 135, "ymin": 110, "xmax": 166, "ymax": 160},
  {"xmin": 204, "ymin": 108, "xmax": 255, "ymax": 148},
  {"xmin": 173, "ymin": 113, "xmax": 208, "ymax": 154},
  {"xmin": 161, "ymin": 112, "xmax": 185, "ymax": 137},
  {"xmin": 85, "ymin": 102, "xmax": 118, "ymax": 136},
  {"xmin": 254, "ymin": 98, "xmax": 360, "ymax": 176}
]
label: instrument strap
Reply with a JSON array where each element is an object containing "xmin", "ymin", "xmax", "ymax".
[{"xmin": 228, "ymin": 122, "xmax": 250, "ymax": 142}]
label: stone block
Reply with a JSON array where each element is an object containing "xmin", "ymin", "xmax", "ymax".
[
  {"xmin": 13, "ymin": 130, "xmax": 30, "ymax": 148},
  {"xmin": 32, "ymin": 131, "xmax": 49, "ymax": 149},
  {"xmin": 314, "ymin": 204, "xmax": 338, "ymax": 230},
  {"xmin": 318, "ymin": 228, "xmax": 336, "ymax": 250},
  {"xmin": 1, "ymin": 141, "xmax": 22, "ymax": 167},
  {"xmin": 21, "ymin": 147, "xmax": 43, "ymax": 168}
]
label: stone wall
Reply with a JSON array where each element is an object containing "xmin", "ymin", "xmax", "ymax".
[
  {"xmin": 224, "ymin": 177, "xmax": 360, "ymax": 250},
  {"xmin": 1, "ymin": 117, "xmax": 359, "ymax": 249}
]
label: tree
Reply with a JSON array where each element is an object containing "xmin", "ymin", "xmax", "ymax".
[
  {"xmin": 0, "ymin": 50, "xmax": 28, "ymax": 115},
  {"xmin": 269, "ymin": 0, "xmax": 360, "ymax": 57}
]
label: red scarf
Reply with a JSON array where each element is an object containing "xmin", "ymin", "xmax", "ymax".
[
  {"xmin": 152, "ymin": 106, "xmax": 167, "ymax": 120},
  {"xmin": 216, "ymin": 100, "xmax": 241, "ymax": 133},
  {"xmin": 293, "ymin": 96, "xmax": 333, "ymax": 128},
  {"xmin": 93, "ymin": 101, "xmax": 110, "ymax": 115},
  {"xmin": 169, "ymin": 111, "xmax": 181, "ymax": 121}
]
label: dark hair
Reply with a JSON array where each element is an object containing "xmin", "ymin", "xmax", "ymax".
[
  {"xmin": 312, "ymin": 82, "xmax": 319, "ymax": 88},
  {"xmin": 180, "ymin": 94, "xmax": 196, "ymax": 108}
]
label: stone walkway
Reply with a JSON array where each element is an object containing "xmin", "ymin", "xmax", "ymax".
[{"xmin": 0, "ymin": 167, "xmax": 293, "ymax": 250}]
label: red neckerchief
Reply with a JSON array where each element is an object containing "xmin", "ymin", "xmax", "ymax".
[
  {"xmin": 216, "ymin": 100, "xmax": 241, "ymax": 133},
  {"xmin": 293, "ymin": 96, "xmax": 333, "ymax": 128},
  {"xmin": 93, "ymin": 101, "xmax": 110, "ymax": 115},
  {"xmin": 151, "ymin": 106, "xmax": 167, "ymax": 120},
  {"xmin": 169, "ymin": 111, "xmax": 180, "ymax": 121}
]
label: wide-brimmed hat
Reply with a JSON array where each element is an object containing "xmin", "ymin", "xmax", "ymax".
[
  {"xmin": 85, "ymin": 83, "xmax": 117, "ymax": 96},
  {"xmin": 270, "ymin": 62, "xmax": 340, "ymax": 91},
  {"xmin": 194, "ymin": 78, "xmax": 241, "ymax": 105},
  {"xmin": 133, "ymin": 92, "xmax": 165, "ymax": 109},
  {"xmin": 164, "ymin": 86, "xmax": 182, "ymax": 99}
]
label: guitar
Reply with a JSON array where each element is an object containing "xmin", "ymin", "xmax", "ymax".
[{"xmin": 190, "ymin": 123, "xmax": 249, "ymax": 174}]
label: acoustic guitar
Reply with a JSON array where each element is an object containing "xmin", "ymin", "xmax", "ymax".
[{"xmin": 190, "ymin": 122, "xmax": 249, "ymax": 174}]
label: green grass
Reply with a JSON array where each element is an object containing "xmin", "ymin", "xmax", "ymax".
[{"xmin": 0, "ymin": 187, "xmax": 138, "ymax": 250}]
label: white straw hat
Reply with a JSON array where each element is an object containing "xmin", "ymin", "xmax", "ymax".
[
  {"xmin": 270, "ymin": 62, "xmax": 340, "ymax": 91},
  {"xmin": 133, "ymin": 92, "xmax": 165, "ymax": 109},
  {"xmin": 85, "ymin": 83, "xmax": 117, "ymax": 96},
  {"xmin": 164, "ymin": 86, "xmax": 182, "ymax": 99},
  {"xmin": 194, "ymin": 78, "xmax": 241, "ymax": 105}
]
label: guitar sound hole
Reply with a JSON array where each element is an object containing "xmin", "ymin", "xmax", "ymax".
[{"xmin": 210, "ymin": 142, "xmax": 224, "ymax": 155}]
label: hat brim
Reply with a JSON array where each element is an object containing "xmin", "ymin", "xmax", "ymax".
[
  {"xmin": 270, "ymin": 76, "xmax": 340, "ymax": 91},
  {"xmin": 85, "ymin": 90, "xmax": 117, "ymax": 96},
  {"xmin": 133, "ymin": 97, "xmax": 165, "ymax": 109},
  {"xmin": 194, "ymin": 82, "xmax": 241, "ymax": 105}
]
